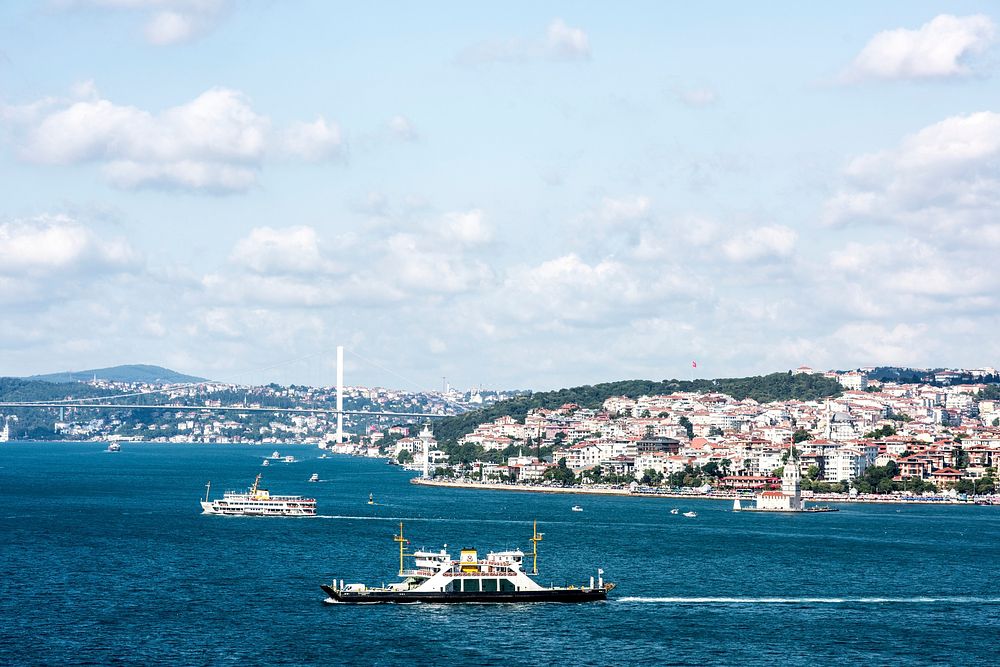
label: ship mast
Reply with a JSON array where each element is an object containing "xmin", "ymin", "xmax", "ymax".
[
  {"xmin": 204, "ymin": 481, "xmax": 211, "ymax": 502},
  {"xmin": 530, "ymin": 520, "xmax": 543, "ymax": 575},
  {"xmin": 393, "ymin": 522, "xmax": 409, "ymax": 575}
]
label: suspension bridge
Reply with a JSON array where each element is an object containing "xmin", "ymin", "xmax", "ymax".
[{"xmin": 0, "ymin": 346, "xmax": 459, "ymax": 444}]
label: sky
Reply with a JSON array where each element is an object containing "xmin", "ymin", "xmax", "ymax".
[{"xmin": 1, "ymin": 1, "xmax": 999, "ymax": 391}]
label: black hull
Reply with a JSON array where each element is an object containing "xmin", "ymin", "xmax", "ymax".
[{"xmin": 321, "ymin": 585, "xmax": 609, "ymax": 604}]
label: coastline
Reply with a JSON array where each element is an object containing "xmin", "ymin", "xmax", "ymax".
[{"xmin": 410, "ymin": 477, "xmax": 989, "ymax": 506}]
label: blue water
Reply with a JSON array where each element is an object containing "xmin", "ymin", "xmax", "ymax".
[{"xmin": 2, "ymin": 443, "xmax": 998, "ymax": 665}]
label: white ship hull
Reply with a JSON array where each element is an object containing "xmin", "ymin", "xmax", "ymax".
[{"xmin": 200, "ymin": 499, "xmax": 316, "ymax": 516}]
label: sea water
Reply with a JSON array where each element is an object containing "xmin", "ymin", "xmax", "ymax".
[{"xmin": 2, "ymin": 442, "xmax": 998, "ymax": 665}]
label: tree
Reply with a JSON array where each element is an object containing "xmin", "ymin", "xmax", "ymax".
[
  {"xmin": 708, "ymin": 426, "xmax": 723, "ymax": 437},
  {"xmin": 792, "ymin": 428, "xmax": 811, "ymax": 443},
  {"xmin": 397, "ymin": 449, "xmax": 413, "ymax": 464},
  {"xmin": 679, "ymin": 416, "xmax": 694, "ymax": 439},
  {"xmin": 543, "ymin": 457, "xmax": 577, "ymax": 486},
  {"xmin": 864, "ymin": 424, "xmax": 897, "ymax": 439},
  {"xmin": 806, "ymin": 465, "xmax": 820, "ymax": 481},
  {"xmin": 640, "ymin": 468, "xmax": 664, "ymax": 486},
  {"xmin": 954, "ymin": 445, "xmax": 970, "ymax": 469},
  {"xmin": 781, "ymin": 447, "xmax": 801, "ymax": 464}
]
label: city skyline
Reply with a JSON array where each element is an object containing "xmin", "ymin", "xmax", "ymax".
[{"xmin": 2, "ymin": 2, "xmax": 1000, "ymax": 390}]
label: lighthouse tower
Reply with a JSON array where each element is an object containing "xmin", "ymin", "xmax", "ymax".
[
  {"xmin": 419, "ymin": 424, "xmax": 435, "ymax": 479},
  {"xmin": 781, "ymin": 448, "xmax": 803, "ymax": 510}
]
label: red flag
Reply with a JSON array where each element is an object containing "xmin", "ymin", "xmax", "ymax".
[{"xmin": 692, "ymin": 361, "xmax": 697, "ymax": 368}]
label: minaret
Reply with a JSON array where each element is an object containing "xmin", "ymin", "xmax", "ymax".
[{"xmin": 419, "ymin": 423, "xmax": 434, "ymax": 479}]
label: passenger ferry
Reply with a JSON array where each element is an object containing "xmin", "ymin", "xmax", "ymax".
[
  {"xmin": 200, "ymin": 474, "xmax": 316, "ymax": 516},
  {"xmin": 321, "ymin": 522, "xmax": 614, "ymax": 604}
]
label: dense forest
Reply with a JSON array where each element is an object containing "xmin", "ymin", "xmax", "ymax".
[{"xmin": 432, "ymin": 372, "xmax": 843, "ymax": 445}]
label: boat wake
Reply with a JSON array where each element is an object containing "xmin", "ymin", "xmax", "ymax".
[{"xmin": 618, "ymin": 596, "xmax": 1000, "ymax": 604}]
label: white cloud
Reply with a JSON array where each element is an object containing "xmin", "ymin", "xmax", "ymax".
[
  {"xmin": 388, "ymin": 115, "xmax": 417, "ymax": 141},
  {"xmin": 546, "ymin": 19, "xmax": 590, "ymax": 60},
  {"xmin": 441, "ymin": 209, "xmax": 493, "ymax": 245},
  {"xmin": 824, "ymin": 111, "xmax": 1000, "ymax": 244},
  {"xmin": 230, "ymin": 226, "xmax": 335, "ymax": 275},
  {"xmin": 721, "ymin": 225, "xmax": 796, "ymax": 262},
  {"xmin": 458, "ymin": 18, "xmax": 591, "ymax": 64},
  {"xmin": 597, "ymin": 195, "xmax": 650, "ymax": 225},
  {"xmin": 67, "ymin": 0, "xmax": 228, "ymax": 46},
  {"xmin": 500, "ymin": 253, "xmax": 697, "ymax": 327},
  {"xmin": 0, "ymin": 214, "xmax": 139, "ymax": 276},
  {"xmin": 0, "ymin": 214, "xmax": 141, "ymax": 307},
  {"xmin": 675, "ymin": 87, "xmax": 718, "ymax": 107},
  {"xmin": 5, "ymin": 86, "xmax": 345, "ymax": 192},
  {"xmin": 843, "ymin": 14, "xmax": 996, "ymax": 82},
  {"xmin": 281, "ymin": 117, "xmax": 343, "ymax": 161}
]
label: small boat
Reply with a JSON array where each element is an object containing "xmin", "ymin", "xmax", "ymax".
[
  {"xmin": 682, "ymin": 511, "xmax": 697, "ymax": 518},
  {"xmin": 321, "ymin": 521, "xmax": 613, "ymax": 604},
  {"xmin": 319, "ymin": 454, "xmax": 328, "ymax": 459},
  {"xmin": 571, "ymin": 505, "xmax": 583, "ymax": 512},
  {"xmin": 368, "ymin": 493, "xmax": 375, "ymax": 505},
  {"xmin": 669, "ymin": 509, "xmax": 679, "ymax": 515},
  {"xmin": 262, "ymin": 459, "xmax": 270, "ymax": 466},
  {"xmin": 283, "ymin": 455, "xmax": 296, "ymax": 463},
  {"xmin": 270, "ymin": 451, "xmax": 281, "ymax": 459},
  {"xmin": 107, "ymin": 443, "xmax": 121, "ymax": 452},
  {"xmin": 309, "ymin": 473, "xmax": 319, "ymax": 483}
]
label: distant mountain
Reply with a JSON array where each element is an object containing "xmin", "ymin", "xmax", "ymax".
[{"xmin": 27, "ymin": 364, "xmax": 207, "ymax": 385}]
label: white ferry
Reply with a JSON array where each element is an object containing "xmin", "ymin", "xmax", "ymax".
[
  {"xmin": 200, "ymin": 474, "xmax": 316, "ymax": 517},
  {"xmin": 321, "ymin": 522, "xmax": 614, "ymax": 604},
  {"xmin": 107, "ymin": 443, "xmax": 121, "ymax": 452}
]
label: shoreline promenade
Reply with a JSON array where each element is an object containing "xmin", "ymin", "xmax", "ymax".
[{"xmin": 410, "ymin": 477, "xmax": 989, "ymax": 505}]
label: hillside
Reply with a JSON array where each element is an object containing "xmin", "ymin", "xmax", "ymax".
[
  {"xmin": 432, "ymin": 372, "xmax": 843, "ymax": 445},
  {"xmin": 28, "ymin": 364, "xmax": 206, "ymax": 385}
]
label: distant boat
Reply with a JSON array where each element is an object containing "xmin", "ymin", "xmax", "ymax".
[
  {"xmin": 269, "ymin": 451, "xmax": 281, "ymax": 459},
  {"xmin": 107, "ymin": 443, "xmax": 121, "ymax": 452},
  {"xmin": 571, "ymin": 505, "xmax": 583, "ymax": 512},
  {"xmin": 682, "ymin": 511, "xmax": 697, "ymax": 518},
  {"xmin": 319, "ymin": 454, "xmax": 328, "ymax": 459},
  {"xmin": 669, "ymin": 509, "xmax": 679, "ymax": 515},
  {"xmin": 368, "ymin": 493, "xmax": 375, "ymax": 505},
  {"xmin": 283, "ymin": 456, "xmax": 296, "ymax": 463},
  {"xmin": 309, "ymin": 473, "xmax": 319, "ymax": 483},
  {"xmin": 262, "ymin": 459, "xmax": 270, "ymax": 466}
]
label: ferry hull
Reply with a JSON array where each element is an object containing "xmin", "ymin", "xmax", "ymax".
[{"xmin": 321, "ymin": 585, "xmax": 610, "ymax": 604}]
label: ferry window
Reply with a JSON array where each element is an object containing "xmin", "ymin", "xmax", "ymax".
[
  {"xmin": 445, "ymin": 581, "xmax": 457, "ymax": 592},
  {"xmin": 499, "ymin": 579, "xmax": 515, "ymax": 592},
  {"xmin": 463, "ymin": 579, "xmax": 480, "ymax": 593},
  {"xmin": 482, "ymin": 579, "xmax": 498, "ymax": 592}
]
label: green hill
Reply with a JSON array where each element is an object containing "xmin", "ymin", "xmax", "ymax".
[
  {"xmin": 28, "ymin": 364, "xmax": 206, "ymax": 385},
  {"xmin": 433, "ymin": 372, "xmax": 843, "ymax": 445}
]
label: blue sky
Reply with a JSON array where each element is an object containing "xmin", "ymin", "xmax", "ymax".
[{"xmin": 1, "ymin": 1, "xmax": 999, "ymax": 390}]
